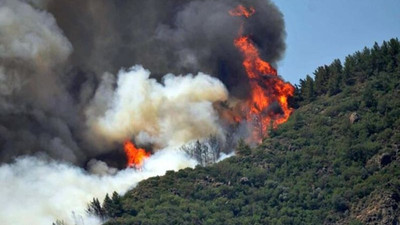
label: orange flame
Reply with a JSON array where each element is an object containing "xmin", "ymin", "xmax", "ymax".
[
  {"xmin": 229, "ymin": 5, "xmax": 255, "ymax": 18},
  {"xmin": 230, "ymin": 5, "xmax": 295, "ymax": 141},
  {"xmin": 124, "ymin": 140, "xmax": 151, "ymax": 168}
]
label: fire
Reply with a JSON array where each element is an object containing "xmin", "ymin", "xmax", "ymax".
[
  {"xmin": 229, "ymin": 5, "xmax": 255, "ymax": 18},
  {"xmin": 124, "ymin": 140, "xmax": 151, "ymax": 168},
  {"xmin": 230, "ymin": 5, "xmax": 295, "ymax": 141}
]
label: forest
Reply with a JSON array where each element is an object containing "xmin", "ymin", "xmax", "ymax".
[{"xmin": 82, "ymin": 38, "xmax": 400, "ymax": 225}]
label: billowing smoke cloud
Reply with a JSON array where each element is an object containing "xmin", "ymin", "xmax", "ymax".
[
  {"xmin": 85, "ymin": 65, "xmax": 228, "ymax": 151},
  {"xmin": 45, "ymin": 0, "xmax": 285, "ymax": 97},
  {"xmin": 0, "ymin": 0, "xmax": 285, "ymax": 164},
  {"xmin": 0, "ymin": 0, "xmax": 285, "ymax": 224},
  {"xmin": 0, "ymin": 0, "xmax": 86, "ymax": 164},
  {"xmin": 0, "ymin": 152, "xmax": 197, "ymax": 225}
]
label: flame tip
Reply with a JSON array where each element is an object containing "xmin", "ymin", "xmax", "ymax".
[{"xmin": 124, "ymin": 140, "xmax": 151, "ymax": 169}]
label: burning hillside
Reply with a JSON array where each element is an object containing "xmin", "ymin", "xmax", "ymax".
[{"xmin": 0, "ymin": 0, "xmax": 291, "ymax": 224}]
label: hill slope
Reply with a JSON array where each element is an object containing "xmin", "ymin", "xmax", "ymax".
[{"xmin": 95, "ymin": 38, "xmax": 400, "ymax": 225}]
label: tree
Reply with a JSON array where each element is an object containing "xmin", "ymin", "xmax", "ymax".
[
  {"xmin": 343, "ymin": 55, "xmax": 357, "ymax": 85},
  {"xmin": 299, "ymin": 75, "xmax": 315, "ymax": 102},
  {"xmin": 236, "ymin": 139, "xmax": 251, "ymax": 156},
  {"xmin": 293, "ymin": 113, "xmax": 305, "ymax": 131},
  {"xmin": 362, "ymin": 84, "xmax": 376, "ymax": 109},
  {"xmin": 332, "ymin": 194, "xmax": 348, "ymax": 212},
  {"xmin": 181, "ymin": 136, "xmax": 222, "ymax": 166},
  {"xmin": 208, "ymin": 135, "xmax": 221, "ymax": 163},
  {"xmin": 327, "ymin": 59, "xmax": 343, "ymax": 96},
  {"xmin": 86, "ymin": 197, "xmax": 106, "ymax": 220},
  {"xmin": 290, "ymin": 84, "xmax": 302, "ymax": 108},
  {"xmin": 103, "ymin": 192, "xmax": 124, "ymax": 218},
  {"xmin": 314, "ymin": 65, "xmax": 330, "ymax": 95}
]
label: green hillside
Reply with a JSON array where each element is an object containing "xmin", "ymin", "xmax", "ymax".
[{"xmin": 91, "ymin": 38, "xmax": 400, "ymax": 225}]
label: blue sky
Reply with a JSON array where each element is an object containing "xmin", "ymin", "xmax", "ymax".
[{"xmin": 272, "ymin": 0, "xmax": 400, "ymax": 84}]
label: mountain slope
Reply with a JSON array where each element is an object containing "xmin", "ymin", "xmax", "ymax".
[{"xmin": 97, "ymin": 38, "xmax": 400, "ymax": 225}]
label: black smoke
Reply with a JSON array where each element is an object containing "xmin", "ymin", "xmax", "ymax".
[
  {"xmin": 47, "ymin": 0, "xmax": 285, "ymax": 96},
  {"xmin": 0, "ymin": 0, "xmax": 285, "ymax": 165}
]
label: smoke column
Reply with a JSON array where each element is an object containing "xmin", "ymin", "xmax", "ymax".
[
  {"xmin": 0, "ymin": 0, "xmax": 286, "ymax": 224},
  {"xmin": 0, "ymin": 0, "xmax": 285, "ymax": 164}
]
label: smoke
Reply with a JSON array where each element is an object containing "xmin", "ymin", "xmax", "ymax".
[
  {"xmin": 87, "ymin": 159, "xmax": 118, "ymax": 176},
  {"xmin": 0, "ymin": 0, "xmax": 285, "ymax": 164},
  {"xmin": 0, "ymin": 0, "xmax": 286, "ymax": 224},
  {"xmin": 44, "ymin": 0, "xmax": 285, "ymax": 96},
  {"xmin": 85, "ymin": 65, "xmax": 228, "ymax": 151},
  {"xmin": 0, "ymin": 152, "xmax": 197, "ymax": 225},
  {"xmin": 0, "ymin": 0, "xmax": 87, "ymax": 164},
  {"xmin": 0, "ymin": 0, "xmax": 71, "ymax": 64}
]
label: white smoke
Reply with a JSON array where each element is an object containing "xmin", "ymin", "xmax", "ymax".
[
  {"xmin": 0, "ymin": 150, "xmax": 197, "ymax": 225},
  {"xmin": 0, "ymin": 62, "xmax": 230, "ymax": 224},
  {"xmin": 85, "ymin": 65, "xmax": 229, "ymax": 150},
  {"xmin": 0, "ymin": 1, "xmax": 235, "ymax": 224}
]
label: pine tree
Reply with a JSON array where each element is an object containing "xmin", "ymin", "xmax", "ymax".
[
  {"xmin": 327, "ymin": 59, "xmax": 343, "ymax": 96},
  {"xmin": 86, "ymin": 197, "xmax": 106, "ymax": 219},
  {"xmin": 300, "ymin": 75, "xmax": 315, "ymax": 102},
  {"xmin": 344, "ymin": 55, "xmax": 356, "ymax": 85},
  {"xmin": 314, "ymin": 66, "xmax": 330, "ymax": 95},
  {"xmin": 103, "ymin": 192, "xmax": 124, "ymax": 218}
]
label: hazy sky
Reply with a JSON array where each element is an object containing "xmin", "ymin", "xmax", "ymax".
[{"xmin": 273, "ymin": 0, "xmax": 400, "ymax": 84}]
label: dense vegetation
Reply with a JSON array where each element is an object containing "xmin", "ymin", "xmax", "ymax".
[{"xmin": 90, "ymin": 38, "xmax": 400, "ymax": 225}]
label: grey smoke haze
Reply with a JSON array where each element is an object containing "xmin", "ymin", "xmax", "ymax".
[
  {"xmin": 0, "ymin": 0, "xmax": 285, "ymax": 164},
  {"xmin": 0, "ymin": 0, "xmax": 86, "ymax": 164},
  {"xmin": 46, "ymin": 0, "xmax": 285, "ymax": 96}
]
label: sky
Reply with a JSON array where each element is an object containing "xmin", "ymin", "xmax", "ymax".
[{"xmin": 272, "ymin": 0, "xmax": 400, "ymax": 84}]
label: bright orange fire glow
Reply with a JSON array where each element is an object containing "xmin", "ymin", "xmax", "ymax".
[
  {"xmin": 124, "ymin": 140, "xmax": 151, "ymax": 168},
  {"xmin": 231, "ymin": 5, "xmax": 295, "ymax": 141},
  {"xmin": 229, "ymin": 5, "xmax": 255, "ymax": 18}
]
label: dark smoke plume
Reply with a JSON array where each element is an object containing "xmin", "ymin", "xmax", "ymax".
[
  {"xmin": 0, "ymin": 0, "xmax": 285, "ymax": 165},
  {"xmin": 46, "ymin": 0, "xmax": 285, "ymax": 96}
]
